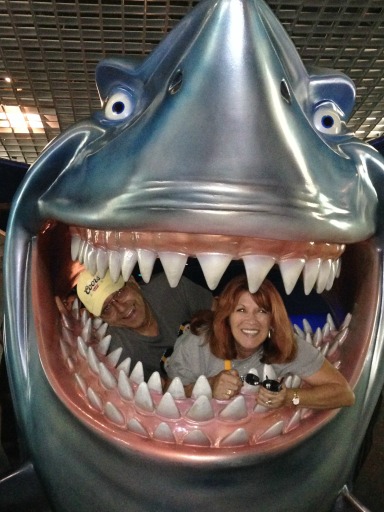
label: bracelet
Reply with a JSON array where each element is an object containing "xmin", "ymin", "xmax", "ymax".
[{"xmin": 292, "ymin": 391, "xmax": 300, "ymax": 406}]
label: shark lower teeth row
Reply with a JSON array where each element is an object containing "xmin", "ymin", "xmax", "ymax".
[
  {"xmin": 71, "ymin": 235, "xmax": 341, "ymax": 294},
  {"xmin": 58, "ymin": 305, "xmax": 350, "ymax": 448}
]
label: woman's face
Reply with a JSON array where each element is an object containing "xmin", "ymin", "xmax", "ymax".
[{"xmin": 229, "ymin": 291, "xmax": 271, "ymax": 359}]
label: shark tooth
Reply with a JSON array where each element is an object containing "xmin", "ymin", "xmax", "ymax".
[
  {"xmin": 291, "ymin": 375, "xmax": 301, "ymax": 388},
  {"xmin": 79, "ymin": 306, "xmax": 88, "ymax": 326},
  {"xmin": 284, "ymin": 409, "xmax": 302, "ymax": 433},
  {"xmin": 77, "ymin": 336, "xmax": 87, "ymax": 359},
  {"xmin": 60, "ymin": 340, "xmax": 70, "ymax": 359},
  {"xmin": 127, "ymin": 418, "xmax": 149, "ymax": 437},
  {"xmin": 325, "ymin": 260, "xmax": 337, "ymax": 290},
  {"xmin": 60, "ymin": 312, "xmax": 74, "ymax": 331},
  {"xmin": 313, "ymin": 327, "xmax": 323, "ymax": 347},
  {"xmin": 96, "ymin": 322, "xmax": 108, "ymax": 340},
  {"xmin": 196, "ymin": 253, "xmax": 232, "ymax": 290},
  {"xmin": 254, "ymin": 403, "xmax": 269, "ymax": 413},
  {"xmin": 96, "ymin": 334, "xmax": 112, "ymax": 355},
  {"xmin": 279, "ymin": 258, "xmax": 305, "ymax": 295},
  {"xmin": 87, "ymin": 387, "xmax": 103, "ymax": 411},
  {"xmin": 242, "ymin": 255, "xmax": 275, "ymax": 293},
  {"xmin": 158, "ymin": 251, "xmax": 188, "ymax": 287},
  {"xmin": 305, "ymin": 332, "xmax": 312, "ymax": 344},
  {"xmin": 117, "ymin": 357, "xmax": 131, "ymax": 375},
  {"xmin": 153, "ymin": 422, "xmax": 176, "ymax": 443},
  {"xmin": 71, "ymin": 235, "xmax": 81, "ymax": 261},
  {"xmin": 81, "ymin": 318, "xmax": 92, "ymax": 343},
  {"xmin": 130, "ymin": 361, "xmax": 144, "ymax": 385},
  {"xmin": 335, "ymin": 257, "xmax": 341, "ymax": 278},
  {"xmin": 147, "ymin": 371, "xmax": 163, "ymax": 394},
  {"xmin": 183, "ymin": 430, "xmax": 211, "ymax": 447},
  {"xmin": 67, "ymin": 357, "xmax": 75, "ymax": 372},
  {"xmin": 105, "ymin": 402, "xmax": 125, "ymax": 426},
  {"xmin": 335, "ymin": 327, "xmax": 349, "ymax": 345},
  {"xmin": 108, "ymin": 250, "xmax": 122, "ymax": 282},
  {"xmin": 303, "ymin": 258, "xmax": 321, "ymax": 295},
  {"xmin": 96, "ymin": 248, "xmax": 108, "ymax": 278},
  {"xmin": 107, "ymin": 347, "xmax": 123, "ymax": 367},
  {"xmin": 185, "ymin": 395, "xmax": 215, "ymax": 422},
  {"xmin": 74, "ymin": 373, "xmax": 87, "ymax": 395},
  {"xmin": 322, "ymin": 322, "xmax": 330, "ymax": 338},
  {"xmin": 257, "ymin": 420, "xmax": 285, "ymax": 441},
  {"xmin": 327, "ymin": 339, "xmax": 339, "ymax": 357},
  {"xmin": 219, "ymin": 395, "xmax": 248, "ymax": 421},
  {"xmin": 293, "ymin": 324, "xmax": 305, "ymax": 339},
  {"xmin": 262, "ymin": 364, "xmax": 277, "ymax": 381},
  {"xmin": 340, "ymin": 313, "xmax": 352, "ymax": 329},
  {"xmin": 284, "ymin": 375, "xmax": 293, "ymax": 388},
  {"xmin": 316, "ymin": 259, "xmax": 332, "ymax": 293},
  {"xmin": 99, "ymin": 362, "xmax": 117, "ymax": 389},
  {"xmin": 93, "ymin": 317, "xmax": 103, "ymax": 329},
  {"xmin": 78, "ymin": 239, "xmax": 86, "ymax": 264},
  {"xmin": 326, "ymin": 313, "xmax": 336, "ymax": 331},
  {"xmin": 85, "ymin": 245, "xmax": 98, "ymax": 275},
  {"xmin": 117, "ymin": 370, "xmax": 134, "ymax": 401},
  {"xmin": 191, "ymin": 375, "xmax": 212, "ymax": 399},
  {"xmin": 134, "ymin": 382, "xmax": 155, "ymax": 413},
  {"xmin": 220, "ymin": 428, "xmax": 249, "ymax": 447},
  {"xmin": 321, "ymin": 342, "xmax": 329, "ymax": 356},
  {"xmin": 167, "ymin": 377, "xmax": 186, "ymax": 399},
  {"xmin": 156, "ymin": 392, "xmax": 181, "ymax": 420},
  {"xmin": 137, "ymin": 248, "xmax": 157, "ymax": 283},
  {"xmin": 302, "ymin": 318, "xmax": 313, "ymax": 335},
  {"xmin": 87, "ymin": 346, "xmax": 100, "ymax": 374},
  {"xmin": 121, "ymin": 249, "xmax": 138, "ymax": 281}
]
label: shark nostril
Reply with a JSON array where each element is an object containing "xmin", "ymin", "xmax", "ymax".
[
  {"xmin": 280, "ymin": 79, "xmax": 291, "ymax": 104},
  {"xmin": 168, "ymin": 69, "xmax": 183, "ymax": 95}
]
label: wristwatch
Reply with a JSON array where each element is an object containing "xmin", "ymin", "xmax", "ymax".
[{"xmin": 292, "ymin": 391, "xmax": 300, "ymax": 406}]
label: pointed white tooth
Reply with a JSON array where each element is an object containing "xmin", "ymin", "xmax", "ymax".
[
  {"xmin": 60, "ymin": 311, "xmax": 74, "ymax": 331},
  {"xmin": 291, "ymin": 375, "xmax": 301, "ymax": 388},
  {"xmin": 327, "ymin": 340, "xmax": 339, "ymax": 357},
  {"xmin": 167, "ymin": 377, "xmax": 186, "ymax": 399},
  {"xmin": 96, "ymin": 322, "xmax": 108, "ymax": 339},
  {"xmin": 302, "ymin": 318, "xmax": 313, "ymax": 334},
  {"xmin": 87, "ymin": 387, "xmax": 103, "ymax": 411},
  {"xmin": 78, "ymin": 239, "xmax": 86, "ymax": 264},
  {"xmin": 279, "ymin": 258, "xmax": 305, "ymax": 295},
  {"xmin": 61, "ymin": 325, "xmax": 75, "ymax": 346},
  {"xmin": 60, "ymin": 340, "xmax": 70, "ymax": 359},
  {"xmin": 313, "ymin": 327, "xmax": 323, "ymax": 347},
  {"xmin": 185, "ymin": 395, "xmax": 215, "ymax": 422},
  {"xmin": 134, "ymin": 382, "xmax": 155, "ymax": 413},
  {"xmin": 77, "ymin": 336, "xmax": 87, "ymax": 358},
  {"xmin": 107, "ymin": 347, "xmax": 122, "ymax": 367},
  {"xmin": 158, "ymin": 252, "xmax": 188, "ymax": 288},
  {"xmin": 196, "ymin": 253, "xmax": 232, "ymax": 290},
  {"xmin": 191, "ymin": 375, "xmax": 212, "ymax": 399},
  {"xmin": 118, "ymin": 370, "xmax": 134, "ymax": 401},
  {"xmin": 117, "ymin": 357, "xmax": 131, "ymax": 375},
  {"xmin": 293, "ymin": 324, "xmax": 305, "ymax": 339},
  {"xmin": 127, "ymin": 418, "xmax": 149, "ymax": 437},
  {"xmin": 219, "ymin": 395, "xmax": 248, "ymax": 421},
  {"xmin": 96, "ymin": 248, "xmax": 108, "ymax": 278},
  {"xmin": 183, "ymin": 430, "xmax": 211, "ymax": 447},
  {"xmin": 156, "ymin": 392, "xmax": 181, "ymax": 419},
  {"xmin": 284, "ymin": 409, "xmax": 302, "ymax": 433},
  {"xmin": 87, "ymin": 346, "xmax": 100, "ymax": 374},
  {"xmin": 220, "ymin": 428, "xmax": 249, "ymax": 447},
  {"xmin": 335, "ymin": 327, "xmax": 349, "ymax": 345},
  {"xmin": 153, "ymin": 423, "xmax": 176, "ymax": 443},
  {"xmin": 85, "ymin": 246, "xmax": 98, "ymax": 275},
  {"xmin": 335, "ymin": 257, "xmax": 341, "ymax": 278},
  {"xmin": 284, "ymin": 375, "xmax": 293, "ymax": 388},
  {"xmin": 74, "ymin": 373, "xmax": 87, "ymax": 394},
  {"xmin": 242, "ymin": 255, "xmax": 275, "ymax": 293},
  {"xmin": 99, "ymin": 362, "xmax": 117, "ymax": 389},
  {"xmin": 147, "ymin": 371, "xmax": 163, "ymax": 394},
  {"xmin": 303, "ymin": 258, "xmax": 321, "ymax": 295},
  {"xmin": 71, "ymin": 235, "xmax": 81, "ymax": 261},
  {"xmin": 67, "ymin": 358, "xmax": 75, "ymax": 371},
  {"xmin": 96, "ymin": 334, "xmax": 112, "ymax": 355},
  {"xmin": 121, "ymin": 249, "xmax": 138, "ymax": 281},
  {"xmin": 340, "ymin": 313, "xmax": 352, "ymax": 330},
  {"xmin": 81, "ymin": 318, "xmax": 92, "ymax": 342},
  {"xmin": 326, "ymin": 313, "xmax": 336, "ymax": 331},
  {"xmin": 80, "ymin": 306, "xmax": 89, "ymax": 326},
  {"xmin": 109, "ymin": 250, "xmax": 122, "ymax": 282},
  {"xmin": 254, "ymin": 403, "xmax": 269, "ymax": 413},
  {"xmin": 321, "ymin": 342, "xmax": 329, "ymax": 356},
  {"xmin": 322, "ymin": 322, "xmax": 330, "ymax": 338},
  {"xmin": 130, "ymin": 361, "xmax": 144, "ymax": 385},
  {"xmin": 316, "ymin": 259, "xmax": 332, "ymax": 293},
  {"xmin": 325, "ymin": 261, "xmax": 336, "ymax": 290},
  {"xmin": 333, "ymin": 360, "xmax": 341, "ymax": 370},
  {"xmin": 93, "ymin": 317, "xmax": 103, "ymax": 329},
  {"xmin": 262, "ymin": 364, "xmax": 277, "ymax": 381},
  {"xmin": 137, "ymin": 249, "xmax": 157, "ymax": 283},
  {"xmin": 71, "ymin": 298, "xmax": 80, "ymax": 320},
  {"xmin": 257, "ymin": 420, "xmax": 285, "ymax": 441},
  {"xmin": 105, "ymin": 402, "xmax": 125, "ymax": 426},
  {"xmin": 305, "ymin": 332, "xmax": 312, "ymax": 344}
]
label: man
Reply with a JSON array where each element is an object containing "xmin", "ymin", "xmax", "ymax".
[{"xmin": 76, "ymin": 269, "xmax": 213, "ymax": 380}]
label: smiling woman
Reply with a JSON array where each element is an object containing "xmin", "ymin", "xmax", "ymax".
[{"xmin": 165, "ymin": 275, "xmax": 355, "ymax": 408}]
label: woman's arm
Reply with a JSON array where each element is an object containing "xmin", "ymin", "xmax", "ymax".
[{"xmin": 257, "ymin": 359, "xmax": 355, "ymax": 410}]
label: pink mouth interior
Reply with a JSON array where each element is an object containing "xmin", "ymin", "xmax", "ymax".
[{"xmin": 32, "ymin": 224, "xmax": 379, "ymax": 463}]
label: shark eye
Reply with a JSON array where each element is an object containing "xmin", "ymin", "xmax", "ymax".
[
  {"xmin": 104, "ymin": 90, "xmax": 135, "ymax": 121},
  {"xmin": 314, "ymin": 106, "xmax": 342, "ymax": 135}
]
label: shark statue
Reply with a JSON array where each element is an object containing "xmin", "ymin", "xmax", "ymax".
[{"xmin": 2, "ymin": 0, "xmax": 384, "ymax": 510}]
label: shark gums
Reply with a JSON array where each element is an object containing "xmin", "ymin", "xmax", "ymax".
[{"xmin": 3, "ymin": 0, "xmax": 384, "ymax": 511}]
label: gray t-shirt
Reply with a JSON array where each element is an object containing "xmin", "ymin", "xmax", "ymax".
[
  {"xmin": 108, "ymin": 273, "xmax": 212, "ymax": 380},
  {"xmin": 165, "ymin": 330, "xmax": 325, "ymax": 385}
]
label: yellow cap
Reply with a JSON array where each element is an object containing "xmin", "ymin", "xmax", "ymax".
[{"xmin": 77, "ymin": 269, "xmax": 125, "ymax": 317}]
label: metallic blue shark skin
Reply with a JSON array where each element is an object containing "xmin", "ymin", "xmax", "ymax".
[{"xmin": 2, "ymin": 0, "xmax": 384, "ymax": 511}]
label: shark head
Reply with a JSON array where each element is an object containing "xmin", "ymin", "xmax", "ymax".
[{"xmin": 4, "ymin": 0, "xmax": 384, "ymax": 511}]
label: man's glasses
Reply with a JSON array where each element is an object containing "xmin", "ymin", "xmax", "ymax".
[{"xmin": 101, "ymin": 285, "xmax": 127, "ymax": 316}]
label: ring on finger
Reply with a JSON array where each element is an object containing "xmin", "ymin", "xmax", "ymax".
[
  {"xmin": 266, "ymin": 399, "xmax": 272, "ymax": 405},
  {"xmin": 226, "ymin": 389, "xmax": 232, "ymax": 396}
]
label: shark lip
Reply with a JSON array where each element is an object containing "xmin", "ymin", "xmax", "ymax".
[{"xmin": 32, "ymin": 221, "xmax": 378, "ymax": 462}]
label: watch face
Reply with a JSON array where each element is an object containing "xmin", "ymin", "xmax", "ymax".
[{"xmin": 293, "ymin": 395, "xmax": 300, "ymax": 405}]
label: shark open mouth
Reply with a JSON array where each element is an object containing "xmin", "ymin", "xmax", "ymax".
[{"xmin": 33, "ymin": 221, "xmax": 379, "ymax": 461}]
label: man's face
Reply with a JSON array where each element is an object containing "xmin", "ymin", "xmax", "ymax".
[{"xmin": 100, "ymin": 280, "xmax": 148, "ymax": 331}]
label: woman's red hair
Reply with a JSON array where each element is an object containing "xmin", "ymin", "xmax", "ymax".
[{"xmin": 190, "ymin": 275, "xmax": 296, "ymax": 363}]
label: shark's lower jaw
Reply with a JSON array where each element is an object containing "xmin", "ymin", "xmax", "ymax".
[{"xmin": 33, "ymin": 222, "xmax": 377, "ymax": 461}]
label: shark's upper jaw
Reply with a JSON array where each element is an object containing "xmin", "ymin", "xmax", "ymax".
[{"xmin": 32, "ymin": 221, "xmax": 378, "ymax": 460}]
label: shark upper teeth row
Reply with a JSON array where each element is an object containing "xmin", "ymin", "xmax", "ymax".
[
  {"xmin": 58, "ymin": 304, "xmax": 350, "ymax": 448},
  {"xmin": 71, "ymin": 235, "xmax": 341, "ymax": 294}
]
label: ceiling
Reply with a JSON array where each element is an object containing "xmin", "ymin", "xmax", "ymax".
[{"xmin": 0, "ymin": 0, "xmax": 384, "ymax": 165}]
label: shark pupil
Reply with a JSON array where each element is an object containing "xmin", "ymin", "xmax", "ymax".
[
  {"xmin": 321, "ymin": 115, "xmax": 334, "ymax": 129},
  {"xmin": 112, "ymin": 101, "xmax": 125, "ymax": 115}
]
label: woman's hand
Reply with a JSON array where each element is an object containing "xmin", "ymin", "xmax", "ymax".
[
  {"xmin": 210, "ymin": 370, "xmax": 243, "ymax": 400},
  {"xmin": 256, "ymin": 384, "xmax": 287, "ymax": 409}
]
